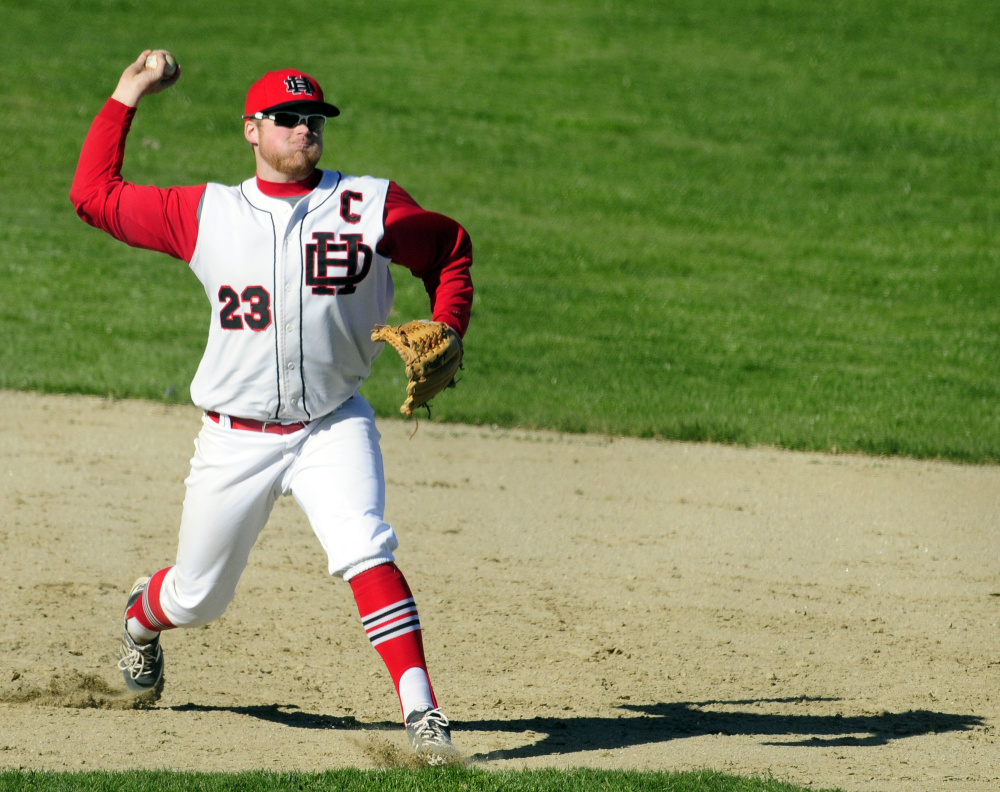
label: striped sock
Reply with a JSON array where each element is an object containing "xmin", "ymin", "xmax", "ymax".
[
  {"xmin": 350, "ymin": 562, "xmax": 436, "ymax": 716},
  {"xmin": 126, "ymin": 567, "xmax": 176, "ymax": 634}
]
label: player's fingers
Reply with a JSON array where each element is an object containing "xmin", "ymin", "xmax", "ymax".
[
  {"xmin": 112, "ymin": 50, "xmax": 167, "ymax": 107},
  {"xmin": 142, "ymin": 50, "xmax": 180, "ymax": 91},
  {"xmin": 123, "ymin": 50, "xmax": 154, "ymax": 77}
]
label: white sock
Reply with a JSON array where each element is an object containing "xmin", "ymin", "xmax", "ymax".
[
  {"xmin": 398, "ymin": 667, "xmax": 434, "ymax": 718},
  {"xmin": 126, "ymin": 616, "xmax": 160, "ymax": 645}
]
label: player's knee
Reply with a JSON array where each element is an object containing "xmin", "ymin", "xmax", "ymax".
[
  {"xmin": 327, "ymin": 525, "xmax": 399, "ymax": 579},
  {"xmin": 310, "ymin": 513, "xmax": 398, "ymax": 579}
]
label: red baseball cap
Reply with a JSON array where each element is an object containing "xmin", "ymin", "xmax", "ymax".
[{"xmin": 244, "ymin": 69, "xmax": 340, "ymax": 117}]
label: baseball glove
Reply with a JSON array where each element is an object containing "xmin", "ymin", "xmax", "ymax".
[{"xmin": 371, "ymin": 320, "xmax": 463, "ymax": 416}]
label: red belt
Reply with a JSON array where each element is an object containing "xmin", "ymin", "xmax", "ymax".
[{"xmin": 206, "ymin": 411, "xmax": 309, "ymax": 435}]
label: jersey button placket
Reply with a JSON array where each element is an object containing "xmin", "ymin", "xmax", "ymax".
[
  {"xmin": 273, "ymin": 216, "xmax": 292, "ymax": 414},
  {"xmin": 278, "ymin": 214, "xmax": 305, "ymax": 417}
]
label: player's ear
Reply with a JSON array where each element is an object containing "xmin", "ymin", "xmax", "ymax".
[{"xmin": 244, "ymin": 119, "xmax": 259, "ymax": 146}]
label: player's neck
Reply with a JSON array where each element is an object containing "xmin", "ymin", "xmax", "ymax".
[{"xmin": 256, "ymin": 170, "xmax": 322, "ymax": 197}]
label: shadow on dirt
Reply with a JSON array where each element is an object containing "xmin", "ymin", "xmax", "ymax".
[
  {"xmin": 170, "ymin": 702, "xmax": 398, "ymax": 731},
  {"xmin": 170, "ymin": 696, "xmax": 983, "ymax": 760},
  {"xmin": 461, "ymin": 698, "xmax": 985, "ymax": 760}
]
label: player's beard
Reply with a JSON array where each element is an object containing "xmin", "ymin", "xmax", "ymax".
[{"xmin": 261, "ymin": 139, "xmax": 323, "ymax": 181}]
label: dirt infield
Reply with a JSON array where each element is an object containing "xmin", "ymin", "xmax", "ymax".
[{"xmin": 0, "ymin": 390, "xmax": 997, "ymax": 790}]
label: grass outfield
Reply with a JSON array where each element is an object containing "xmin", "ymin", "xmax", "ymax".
[
  {"xmin": 2, "ymin": 0, "xmax": 999, "ymax": 461},
  {"xmin": 0, "ymin": 769, "xmax": 842, "ymax": 792}
]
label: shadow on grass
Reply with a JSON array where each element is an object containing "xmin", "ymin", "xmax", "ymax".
[{"xmin": 170, "ymin": 697, "xmax": 982, "ymax": 760}]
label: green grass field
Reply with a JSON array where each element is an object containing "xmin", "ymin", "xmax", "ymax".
[
  {"xmin": 3, "ymin": 0, "xmax": 998, "ymax": 461},
  {"xmin": 0, "ymin": 768, "xmax": 839, "ymax": 792},
  {"xmin": 0, "ymin": 1, "xmax": 994, "ymax": 789}
]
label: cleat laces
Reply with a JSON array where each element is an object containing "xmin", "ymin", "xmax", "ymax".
[
  {"xmin": 117, "ymin": 636, "xmax": 161, "ymax": 682},
  {"xmin": 406, "ymin": 707, "xmax": 459, "ymax": 765}
]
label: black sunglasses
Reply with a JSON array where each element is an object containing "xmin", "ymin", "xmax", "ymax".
[{"xmin": 245, "ymin": 111, "xmax": 327, "ymax": 132}]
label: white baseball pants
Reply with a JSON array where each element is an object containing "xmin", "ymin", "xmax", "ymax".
[{"xmin": 157, "ymin": 395, "xmax": 398, "ymax": 628}]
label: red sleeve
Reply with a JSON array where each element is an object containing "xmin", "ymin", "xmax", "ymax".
[
  {"xmin": 70, "ymin": 98, "xmax": 203, "ymax": 263},
  {"xmin": 376, "ymin": 182, "xmax": 474, "ymax": 337}
]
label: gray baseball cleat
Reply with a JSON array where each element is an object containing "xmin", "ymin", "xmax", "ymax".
[
  {"xmin": 116, "ymin": 576, "xmax": 164, "ymax": 699},
  {"xmin": 405, "ymin": 706, "xmax": 461, "ymax": 766}
]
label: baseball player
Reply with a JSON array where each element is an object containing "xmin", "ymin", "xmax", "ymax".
[{"xmin": 70, "ymin": 50, "xmax": 472, "ymax": 765}]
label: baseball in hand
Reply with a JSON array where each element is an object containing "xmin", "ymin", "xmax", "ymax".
[{"xmin": 145, "ymin": 52, "xmax": 178, "ymax": 79}]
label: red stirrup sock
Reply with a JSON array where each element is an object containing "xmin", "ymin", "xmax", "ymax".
[
  {"xmin": 125, "ymin": 567, "xmax": 176, "ymax": 637},
  {"xmin": 350, "ymin": 562, "xmax": 437, "ymax": 717}
]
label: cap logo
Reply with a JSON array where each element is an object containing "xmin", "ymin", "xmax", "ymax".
[{"xmin": 284, "ymin": 75, "xmax": 315, "ymax": 96}]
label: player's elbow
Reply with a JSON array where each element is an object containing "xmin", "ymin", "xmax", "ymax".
[
  {"xmin": 69, "ymin": 181, "xmax": 100, "ymax": 226},
  {"xmin": 69, "ymin": 181, "xmax": 88, "ymax": 217}
]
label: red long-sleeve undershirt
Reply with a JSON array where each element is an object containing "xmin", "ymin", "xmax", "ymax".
[{"xmin": 70, "ymin": 98, "xmax": 473, "ymax": 336}]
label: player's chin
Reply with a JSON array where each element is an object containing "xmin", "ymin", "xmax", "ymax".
[
  {"xmin": 281, "ymin": 149, "xmax": 322, "ymax": 180},
  {"xmin": 300, "ymin": 144, "xmax": 322, "ymax": 166}
]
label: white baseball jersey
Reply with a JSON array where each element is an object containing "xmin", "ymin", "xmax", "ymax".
[{"xmin": 189, "ymin": 171, "xmax": 392, "ymax": 422}]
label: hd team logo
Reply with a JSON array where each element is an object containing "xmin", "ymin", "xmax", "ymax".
[
  {"xmin": 284, "ymin": 75, "xmax": 315, "ymax": 96},
  {"xmin": 305, "ymin": 231, "xmax": 374, "ymax": 295}
]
